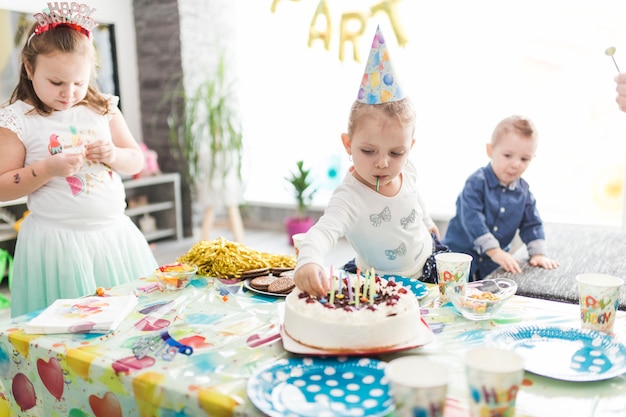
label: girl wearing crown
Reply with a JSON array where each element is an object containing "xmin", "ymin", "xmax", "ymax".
[{"xmin": 0, "ymin": 5, "xmax": 157, "ymax": 317}]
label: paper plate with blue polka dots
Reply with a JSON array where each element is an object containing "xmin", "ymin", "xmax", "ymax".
[
  {"xmin": 487, "ymin": 325, "xmax": 626, "ymax": 381},
  {"xmin": 383, "ymin": 275, "xmax": 428, "ymax": 299},
  {"xmin": 247, "ymin": 356, "xmax": 393, "ymax": 417}
]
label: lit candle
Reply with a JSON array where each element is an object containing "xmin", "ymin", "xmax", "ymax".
[
  {"xmin": 355, "ymin": 272, "xmax": 360, "ymax": 308},
  {"xmin": 346, "ymin": 272, "xmax": 353, "ymax": 302},
  {"xmin": 369, "ymin": 268, "xmax": 375, "ymax": 304}
]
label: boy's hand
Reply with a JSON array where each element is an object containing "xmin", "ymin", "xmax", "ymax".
[
  {"xmin": 293, "ymin": 263, "xmax": 329, "ymax": 297},
  {"xmin": 486, "ymin": 247, "xmax": 522, "ymax": 273},
  {"xmin": 529, "ymin": 254, "xmax": 560, "ymax": 270}
]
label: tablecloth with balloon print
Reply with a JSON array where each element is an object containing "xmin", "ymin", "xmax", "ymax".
[{"xmin": 0, "ymin": 277, "xmax": 287, "ymax": 416}]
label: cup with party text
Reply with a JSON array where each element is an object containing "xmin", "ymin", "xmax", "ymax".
[
  {"xmin": 435, "ymin": 252, "xmax": 472, "ymax": 303},
  {"xmin": 576, "ymin": 273, "xmax": 624, "ymax": 333},
  {"xmin": 465, "ymin": 347, "xmax": 524, "ymax": 417}
]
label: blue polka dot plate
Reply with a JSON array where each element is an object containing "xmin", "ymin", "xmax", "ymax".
[
  {"xmin": 383, "ymin": 275, "xmax": 428, "ymax": 299},
  {"xmin": 247, "ymin": 357, "xmax": 393, "ymax": 417},
  {"xmin": 486, "ymin": 325, "xmax": 626, "ymax": 381}
]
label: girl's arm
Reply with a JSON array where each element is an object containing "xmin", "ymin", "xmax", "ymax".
[
  {"xmin": 0, "ymin": 127, "xmax": 82, "ymax": 201},
  {"xmin": 85, "ymin": 109, "xmax": 144, "ymax": 176}
]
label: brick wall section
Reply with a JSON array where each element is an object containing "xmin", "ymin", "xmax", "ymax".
[{"xmin": 133, "ymin": 0, "xmax": 193, "ymax": 237}]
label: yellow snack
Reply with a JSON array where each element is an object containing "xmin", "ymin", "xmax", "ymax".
[{"xmin": 177, "ymin": 237, "xmax": 296, "ymax": 279}]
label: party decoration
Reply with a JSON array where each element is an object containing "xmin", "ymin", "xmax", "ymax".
[
  {"xmin": 12, "ymin": 373, "xmax": 36, "ymax": 411},
  {"xmin": 357, "ymin": 25, "xmax": 404, "ymax": 104},
  {"xmin": 308, "ymin": 1, "xmax": 331, "ymax": 50},
  {"xmin": 339, "ymin": 11, "xmax": 368, "ymax": 62},
  {"xmin": 371, "ymin": 0, "xmax": 408, "ymax": 47},
  {"xmin": 89, "ymin": 392, "xmax": 123, "ymax": 417},
  {"xmin": 37, "ymin": 357, "xmax": 64, "ymax": 400},
  {"xmin": 274, "ymin": 0, "xmax": 409, "ymax": 62},
  {"xmin": 32, "ymin": 2, "xmax": 98, "ymax": 38}
]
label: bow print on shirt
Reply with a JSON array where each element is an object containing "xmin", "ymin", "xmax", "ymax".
[
  {"xmin": 385, "ymin": 243, "xmax": 406, "ymax": 260},
  {"xmin": 400, "ymin": 209, "xmax": 416, "ymax": 229},
  {"xmin": 370, "ymin": 207, "xmax": 391, "ymax": 227}
]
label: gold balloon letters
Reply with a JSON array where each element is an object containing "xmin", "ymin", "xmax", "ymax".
[{"xmin": 272, "ymin": 0, "xmax": 408, "ymax": 62}]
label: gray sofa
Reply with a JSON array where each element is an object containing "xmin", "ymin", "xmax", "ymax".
[{"xmin": 485, "ymin": 223, "xmax": 626, "ymax": 310}]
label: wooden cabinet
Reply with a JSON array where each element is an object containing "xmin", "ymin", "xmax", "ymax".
[
  {"xmin": 122, "ymin": 173, "xmax": 183, "ymax": 242},
  {"xmin": 0, "ymin": 173, "xmax": 183, "ymax": 255}
]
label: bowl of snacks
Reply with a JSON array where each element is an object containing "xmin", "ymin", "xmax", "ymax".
[
  {"xmin": 448, "ymin": 278, "xmax": 517, "ymax": 320},
  {"xmin": 154, "ymin": 263, "xmax": 198, "ymax": 290}
]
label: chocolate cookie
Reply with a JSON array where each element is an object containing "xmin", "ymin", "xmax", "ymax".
[
  {"xmin": 267, "ymin": 276, "xmax": 295, "ymax": 294},
  {"xmin": 249, "ymin": 275, "xmax": 276, "ymax": 291},
  {"xmin": 270, "ymin": 267, "xmax": 294, "ymax": 276},
  {"xmin": 242, "ymin": 267, "xmax": 270, "ymax": 279}
]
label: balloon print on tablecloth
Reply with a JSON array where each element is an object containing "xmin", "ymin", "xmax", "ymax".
[
  {"xmin": 0, "ymin": 394, "xmax": 10, "ymax": 417},
  {"xmin": 89, "ymin": 392, "xmax": 123, "ymax": 417},
  {"xmin": 37, "ymin": 357, "xmax": 64, "ymax": 400},
  {"xmin": 69, "ymin": 409, "xmax": 89, "ymax": 417},
  {"xmin": 111, "ymin": 356, "xmax": 155, "ymax": 375},
  {"xmin": 12, "ymin": 373, "xmax": 36, "ymax": 411},
  {"xmin": 0, "ymin": 343, "xmax": 10, "ymax": 376},
  {"xmin": 135, "ymin": 316, "xmax": 170, "ymax": 331}
]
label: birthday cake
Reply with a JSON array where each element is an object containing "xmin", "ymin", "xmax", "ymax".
[{"xmin": 282, "ymin": 275, "xmax": 421, "ymax": 351}]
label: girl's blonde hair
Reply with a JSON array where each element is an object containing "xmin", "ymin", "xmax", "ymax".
[
  {"xmin": 10, "ymin": 22, "xmax": 110, "ymax": 116},
  {"xmin": 346, "ymin": 97, "xmax": 416, "ymax": 136},
  {"xmin": 491, "ymin": 115, "xmax": 537, "ymax": 145}
]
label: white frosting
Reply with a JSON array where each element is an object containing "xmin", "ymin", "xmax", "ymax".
[{"xmin": 283, "ymin": 277, "xmax": 421, "ymax": 350}]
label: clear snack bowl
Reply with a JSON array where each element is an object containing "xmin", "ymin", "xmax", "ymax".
[
  {"xmin": 154, "ymin": 263, "xmax": 198, "ymax": 290},
  {"xmin": 448, "ymin": 278, "xmax": 517, "ymax": 320}
]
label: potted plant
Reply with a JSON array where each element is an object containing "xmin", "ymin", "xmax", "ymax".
[
  {"xmin": 161, "ymin": 52, "xmax": 245, "ymax": 241},
  {"xmin": 285, "ymin": 160, "xmax": 318, "ymax": 245}
]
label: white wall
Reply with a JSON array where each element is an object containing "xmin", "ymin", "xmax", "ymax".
[
  {"xmin": 0, "ymin": 0, "xmax": 142, "ymax": 141},
  {"xmin": 235, "ymin": 0, "xmax": 626, "ymax": 227}
]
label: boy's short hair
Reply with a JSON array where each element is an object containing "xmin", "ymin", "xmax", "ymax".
[{"xmin": 491, "ymin": 115, "xmax": 538, "ymax": 145}]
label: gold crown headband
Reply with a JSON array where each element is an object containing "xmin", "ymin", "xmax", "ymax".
[{"xmin": 28, "ymin": 2, "xmax": 98, "ymax": 46}]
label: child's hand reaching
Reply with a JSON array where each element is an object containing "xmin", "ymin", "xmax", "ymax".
[
  {"xmin": 486, "ymin": 247, "xmax": 522, "ymax": 273},
  {"xmin": 529, "ymin": 254, "xmax": 560, "ymax": 270},
  {"xmin": 293, "ymin": 263, "xmax": 329, "ymax": 297}
]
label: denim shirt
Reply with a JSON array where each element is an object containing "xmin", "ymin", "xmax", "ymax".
[{"xmin": 442, "ymin": 163, "xmax": 546, "ymax": 279}]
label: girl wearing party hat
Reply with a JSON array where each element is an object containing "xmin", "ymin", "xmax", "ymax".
[{"xmin": 294, "ymin": 26, "xmax": 447, "ymax": 297}]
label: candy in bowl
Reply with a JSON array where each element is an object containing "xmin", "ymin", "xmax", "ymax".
[
  {"xmin": 448, "ymin": 278, "xmax": 517, "ymax": 320},
  {"xmin": 154, "ymin": 263, "xmax": 198, "ymax": 290}
]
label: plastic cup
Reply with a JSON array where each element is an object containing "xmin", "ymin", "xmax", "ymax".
[
  {"xmin": 465, "ymin": 347, "xmax": 524, "ymax": 417},
  {"xmin": 435, "ymin": 252, "xmax": 472, "ymax": 303},
  {"xmin": 291, "ymin": 233, "xmax": 306, "ymax": 257},
  {"xmin": 576, "ymin": 273, "xmax": 624, "ymax": 333},
  {"xmin": 385, "ymin": 356, "xmax": 449, "ymax": 417}
]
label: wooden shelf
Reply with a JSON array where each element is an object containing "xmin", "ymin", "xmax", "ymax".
[{"xmin": 0, "ymin": 173, "xmax": 183, "ymax": 255}]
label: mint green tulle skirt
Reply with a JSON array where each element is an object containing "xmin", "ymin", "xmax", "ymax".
[{"xmin": 10, "ymin": 214, "xmax": 158, "ymax": 318}]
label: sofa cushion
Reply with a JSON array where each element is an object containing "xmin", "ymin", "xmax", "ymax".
[{"xmin": 485, "ymin": 223, "xmax": 626, "ymax": 310}]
